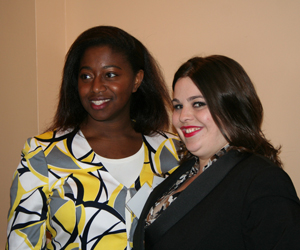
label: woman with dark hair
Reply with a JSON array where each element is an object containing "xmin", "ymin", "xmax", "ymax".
[
  {"xmin": 6, "ymin": 26, "xmax": 179, "ymax": 250},
  {"xmin": 133, "ymin": 55, "xmax": 300, "ymax": 250}
]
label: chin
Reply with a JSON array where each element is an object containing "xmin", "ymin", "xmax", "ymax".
[
  {"xmin": 185, "ymin": 143, "xmax": 201, "ymax": 153},
  {"xmin": 185, "ymin": 149, "xmax": 200, "ymax": 158}
]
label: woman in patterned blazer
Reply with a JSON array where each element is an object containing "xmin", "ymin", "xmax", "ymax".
[{"xmin": 6, "ymin": 26, "xmax": 180, "ymax": 250}]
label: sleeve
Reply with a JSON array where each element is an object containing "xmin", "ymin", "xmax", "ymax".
[
  {"xmin": 6, "ymin": 137, "xmax": 50, "ymax": 250},
  {"xmin": 242, "ymin": 166, "xmax": 300, "ymax": 249}
]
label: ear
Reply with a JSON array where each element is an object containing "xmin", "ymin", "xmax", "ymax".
[{"xmin": 132, "ymin": 70, "xmax": 144, "ymax": 93}]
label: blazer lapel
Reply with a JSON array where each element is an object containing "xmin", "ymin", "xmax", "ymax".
[
  {"xmin": 145, "ymin": 150, "xmax": 250, "ymax": 245},
  {"xmin": 133, "ymin": 158, "xmax": 195, "ymax": 250}
]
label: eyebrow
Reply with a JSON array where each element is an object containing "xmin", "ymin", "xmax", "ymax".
[
  {"xmin": 79, "ymin": 65, "xmax": 122, "ymax": 71},
  {"xmin": 103, "ymin": 65, "xmax": 122, "ymax": 69},
  {"xmin": 172, "ymin": 95, "xmax": 204, "ymax": 103}
]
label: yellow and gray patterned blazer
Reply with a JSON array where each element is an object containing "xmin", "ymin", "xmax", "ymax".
[{"xmin": 6, "ymin": 129, "xmax": 180, "ymax": 250}]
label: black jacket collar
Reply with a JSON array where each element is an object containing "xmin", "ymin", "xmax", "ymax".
[{"xmin": 133, "ymin": 150, "xmax": 250, "ymax": 250}]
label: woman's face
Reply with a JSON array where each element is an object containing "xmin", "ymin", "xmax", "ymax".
[
  {"xmin": 172, "ymin": 77, "xmax": 228, "ymax": 166},
  {"xmin": 78, "ymin": 46, "xmax": 143, "ymax": 125}
]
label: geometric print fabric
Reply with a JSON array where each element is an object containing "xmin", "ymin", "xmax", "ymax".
[{"xmin": 6, "ymin": 129, "xmax": 180, "ymax": 249}]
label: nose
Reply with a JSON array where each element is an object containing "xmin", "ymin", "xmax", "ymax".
[
  {"xmin": 92, "ymin": 77, "xmax": 107, "ymax": 93},
  {"xmin": 179, "ymin": 106, "xmax": 193, "ymax": 123}
]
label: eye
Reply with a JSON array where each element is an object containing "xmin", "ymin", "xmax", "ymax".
[
  {"xmin": 106, "ymin": 72, "xmax": 117, "ymax": 78},
  {"xmin": 79, "ymin": 73, "xmax": 92, "ymax": 80},
  {"xmin": 173, "ymin": 104, "xmax": 183, "ymax": 110},
  {"xmin": 193, "ymin": 101, "xmax": 206, "ymax": 108}
]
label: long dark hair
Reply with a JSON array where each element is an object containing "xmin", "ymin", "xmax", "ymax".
[
  {"xmin": 173, "ymin": 55, "xmax": 282, "ymax": 167},
  {"xmin": 48, "ymin": 26, "xmax": 171, "ymax": 134}
]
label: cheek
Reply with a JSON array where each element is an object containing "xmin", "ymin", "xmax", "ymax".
[
  {"xmin": 209, "ymin": 121, "xmax": 225, "ymax": 142},
  {"xmin": 172, "ymin": 113, "xmax": 183, "ymax": 137},
  {"xmin": 207, "ymin": 119, "xmax": 219, "ymax": 134},
  {"xmin": 77, "ymin": 87, "xmax": 83, "ymax": 99},
  {"xmin": 112, "ymin": 84, "xmax": 131, "ymax": 99},
  {"xmin": 172, "ymin": 112, "xmax": 179, "ymax": 126},
  {"xmin": 201, "ymin": 110, "xmax": 214, "ymax": 126},
  {"xmin": 78, "ymin": 84, "xmax": 88, "ymax": 96},
  {"xmin": 77, "ymin": 87, "xmax": 90, "ymax": 106}
]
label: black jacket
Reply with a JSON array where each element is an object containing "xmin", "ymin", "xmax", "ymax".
[{"xmin": 133, "ymin": 150, "xmax": 300, "ymax": 250}]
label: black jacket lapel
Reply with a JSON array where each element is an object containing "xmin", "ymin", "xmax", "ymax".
[
  {"xmin": 133, "ymin": 157, "xmax": 196, "ymax": 250},
  {"xmin": 143, "ymin": 150, "xmax": 249, "ymax": 247}
]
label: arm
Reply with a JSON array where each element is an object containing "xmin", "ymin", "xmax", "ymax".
[
  {"xmin": 242, "ymin": 166, "xmax": 300, "ymax": 249},
  {"xmin": 6, "ymin": 138, "xmax": 49, "ymax": 250}
]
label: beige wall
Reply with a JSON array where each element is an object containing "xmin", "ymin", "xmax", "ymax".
[
  {"xmin": 1, "ymin": 0, "xmax": 299, "ymax": 246},
  {"xmin": 0, "ymin": 0, "xmax": 38, "ymax": 246}
]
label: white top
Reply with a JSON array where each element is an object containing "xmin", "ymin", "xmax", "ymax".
[
  {"xmin": 97, "ymin": 143, "xmax": 145, "ymax": 187},
  {"xmin": 97, "ymin": 144, "xmax": 145, "ymax": 249}
]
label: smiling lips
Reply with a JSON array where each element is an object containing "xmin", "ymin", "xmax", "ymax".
[
  {"xmin": 181, "ymin": 126, "xmax": 202, "ymax": 137},
  {"xmin": 90, "ymin": 99, "xmax": 110, "ymax": 109}
]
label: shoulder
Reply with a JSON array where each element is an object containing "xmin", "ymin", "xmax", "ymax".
[
  {"xmin": 143, "ymin": 131, "xmax": 180, "ymax": 174},
  {"xmin": 228, "ymin": 150, "xmax": 281, "ymax": 174},
  {"xmin": 231, "ymin": 152, "xmax": 299, "ymax": 202},
  {"xmin": 144, "ymin": 131, "xmax": 179, "ymax": 141},
  {"xmin": 143, "ymin": 131, "xmax": 180, "ymax": 149},
  {"xmin": 234, "ymin": 154, "xmax": 300, "ymax": 248},
  {"xmin": 22, "ymin": 129, "xmax": 77, "ymax": 153},
  {"xmin": 236, "ymin": 152, "xmax": 288, "ymax": 181},
  {"xmin": 34, "ymin": 129, "xmax": 76, "ymax": 142},
  {"xmin": 143, "ymin": 131, "xmax": 180, "ymax": 157}
]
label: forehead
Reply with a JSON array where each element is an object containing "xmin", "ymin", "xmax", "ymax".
[
  {"xmin": 80, "ymin": 46, "xmax": 130, "ymax": 66},
  {"xmin": 174, "ymin": 77, "xmax": 203, "ymax": 99}
]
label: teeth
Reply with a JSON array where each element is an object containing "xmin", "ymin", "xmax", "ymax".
[
  {"xmin": 185, "ymin": 128, "xmax": 200, "ymax": 134},
  {"xmin": 91, "ymin": 99, "xmax": 110, "ymax": 105}
]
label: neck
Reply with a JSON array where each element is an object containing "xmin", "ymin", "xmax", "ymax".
[
  {"xmin": 198, "ymin": 143, "xmax": 230, "ymax": 170},
  {"xmin": 80, "ymin": 117, "xmax": 137, "ymax": 139},
  {"xmin": 199, "ymin": 159, "xmax": 209, "ymax": 171}
]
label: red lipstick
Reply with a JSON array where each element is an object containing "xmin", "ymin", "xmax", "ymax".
[{"xmin": 180, "ymin": 126, "xmax": 202, "ymax": 138}]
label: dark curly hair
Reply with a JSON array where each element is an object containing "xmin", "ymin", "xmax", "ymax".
[
  {"xmin": 173, "ymin": 55, "xmax": 282, "ymax": 167},
  {"xmin": 48, "ymin": 26, "xmax": 171, "ymax": 135}
]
